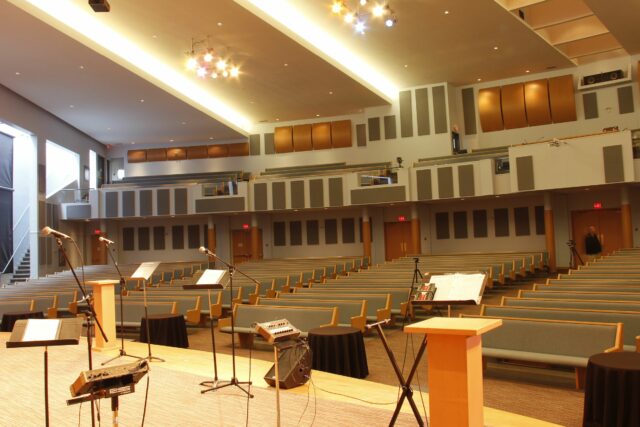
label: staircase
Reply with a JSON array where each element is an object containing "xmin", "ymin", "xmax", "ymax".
[{"xmin": 9, "ymin": 250, "xmax": 30, "ymax": 285}]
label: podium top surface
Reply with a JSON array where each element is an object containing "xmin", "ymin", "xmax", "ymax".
[
  {"xmin": 86, "ymin": 280, "xmax": 120, "ymax": 286},
  {"xmin": 404, "ymin": 317, "xmax": 502, "ymax": 336}
]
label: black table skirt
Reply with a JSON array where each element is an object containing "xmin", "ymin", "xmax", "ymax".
[
  {"xmin": 308, "ymin": 326, "xmax": 368, "ymax": 379},
  {"xmin": 139, "ymin": 314, "xmax": 189, "ymax": 348},
  {"xmin": 0, "ymin": 311, "xmax": 45, "ymax": 332},
  {"xmin": 583, "ymin": 352, "xmax": 640, "ymax": 427}
]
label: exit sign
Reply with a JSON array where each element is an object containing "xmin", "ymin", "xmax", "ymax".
[
  {"xmin": 398, "ymin": 215, "xmax": 406, "ymax": 222},
  {"xmin": 593, "ymin": 201, "xmax": 603, "ymax": 209}
]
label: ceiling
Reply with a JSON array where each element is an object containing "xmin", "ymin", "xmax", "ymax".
[{"xmin": 0, "ymin": 0, "xmax": 636, "ymax": 147}]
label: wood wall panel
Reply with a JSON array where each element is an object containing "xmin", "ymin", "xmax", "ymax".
[
  {"xmin": 145, "ymin": 148, "xmax": 167, "ymax": 162},
  {"xmin": 208, "ymin": 144, "xmax": 228, "ymax": 158},
  {"xmin": 312, "ymin": 123, "xmax": 332, "ymax": 149},
  {"xmin": 227, "ymin": 142, "xmax": 250, "ymax": 157},
  {"xmin": 186, "ymin": 146, "xmax": 208, "ymax": 159},
  {"xmin": 293, "ymin": 124, "xmax": 312, "ymax": 152},
  {"xmin": 127, "ymin": 150, "xmax": 147, "ymax": 163},
  {"xmin": 478, "ymin": 87, "xmax": 503, "ymax": 132},
  {"xmin": 274, "ymin": 126, "xmax": 294, "ymax": 153},
  {"xmin": 524, "ymin": 79, "xmax": 552, "ymax": 126},
  {"xmin": 549, "ymin": 74, "xmax": 577, "ymax": 123},
  {"xmin": 501, "ymin": 83, "xmax": 527, "ymax": 129},
  {"xmin": 331, "ymin": 120, "xmax": 352, "ymax": 148},
  {"xmin": 166, "ymin": 148, "xmax": 187, "ymax": 161}
]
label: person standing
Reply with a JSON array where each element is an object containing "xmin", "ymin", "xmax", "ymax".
[{"xmin": 584, "ymin": 225, "xmax": 602, "ymax": 256}]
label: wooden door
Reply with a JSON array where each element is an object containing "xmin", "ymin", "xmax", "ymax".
[
  {"xmin": 384, "ymin": 221, "xmax": 412, "ymax": 261},
  {"xmin": 571, "ymin": 209, "xmax": 623, "ymax": 260},
  {"xmin": 232, "ymin": 228, "xmax": 262, "ymax": 264},
  {"xmin": 91, "ymin": 234, "xmax": 107, "ymax": 265}
]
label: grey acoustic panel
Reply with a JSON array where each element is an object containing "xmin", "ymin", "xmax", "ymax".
[
  {"xmin": 416, "ymin": 169, "xmax": 433, "ymax": 201},
  {"xmin": 172, "ymin": 225, "xmax": 184, "ymax": 249},
  {"xmin": 516, "ymin": 156, "xmax": 534, "ymax": 191},
  {"xmin": 618, "ymin": 86, "xmax": 634, "ymax": 114},
  {"xmin": 514, "ymin": 207, "xmax": 531, "ymax": 236},
  {"xmin": 461, "ymin": 87, "xmax": 477, "ymax": 135},
  {"xmin": 473, "ymin": 210, "xmax": 488, "ymax": 238},
  {"xmin": 273, "ymin": 222, "xmax": 286, "ymax": 246},
  {"xmin": 290, "ymin": 180, "xmax": 305, "ymax": 209},
  {"xmin": 157, "ymin": 189, "xmax": 170, "ymax": 216},
  {"xmin": 187, "ymin": 225, "xmax": 200, "ymax": 249},
  {"xmin": 399, "ymin": 90, "xmax": 414, "ymax": 138},
  {"xmin": 435, "ymin": 212, "xmax": 449, "ymax": 239},
  {"xmin": 138, "ymin": 227, "xmax": 150, "ymax": 250},
  {"xmin": 309, "ymin": 179, "xmax": 324, "ymax": 208},
  {"xmin": 368, "ymin": 117, "xmax": 381, "ymax": 141},
  {"xmin": 328, "ymin": 178, "xmax": 343, "ymax": 207},
  {"xmin": 453, "ymin": 211, "xmax": 468, "ymax": 239},
  {"xmin": 325, "ymin": 219, "xmax": 338, "ymax": 244},
  {"xmin": 384, "ymin": 115, "xmax": 397, "ymax": 140},
  {"xmin": 350, "ymin": 186, "xmax": 406, "ymax": 205},
  {"xmin": 415, "ymin": 87, "xmax": 431, "ymax": 136},
  {"xmin": 306, "ymin": 220, "xmax": 319, "ymax": 245},
  {"xmin": 437, "ymin": 167, "xmax": 454, "ymax": 199},
  {"xmin": 494, "ymin": 208, "xmax": 509, "ymax": 237},
  {"xmin": 122, "ymin": 227, "xmax": 134, "ymax": 251},
  {"xmin": 264, "ymin": 133, "xmax": 275, "ymax": 155},
  {"xmin": 153, "ymin": 226, "xmax": 165, "ymax": 250},
  {"xmin": 583, "ymin": 92, "xmax": 598, "ymax": 120},
  {"xmin": 105, "ymin": 192, "xmax": 118, "ymax": 218},
  {"xmin": 194, "ymin": 197, "xmax": 246, "ymax": 213},
  {"xmin": 139, "ymin": 190, "xmax": 152, "ymax": 216},
  {"xmin": 122, "ymin": 191, "xmax": 135, "ymax": 217},
  {"xmin": 272, "ymin": 182, "xmax": 286, "ymax": 210},
  {"xmin": 249, "ymin": 134, "xmax": 261, "ymax": 155},
  {"xmin": 254, "ymin": 183, "xmax": 268, "ymax": 211},
  {"xmin": 356, "ymin": 123, "xmax": 366, "ymax": 147},
  {"xmin": 65, "ymin": 204, "xmax": 91, "ymax": 219},
  {"xmin": 534, "ymin": 205, "xmax": 545, "ymax": 235},
  {"xmin": 603, "ymin": 145, "xmax": 624, "ymax": 183},
  {"xmin": 342, "ymin": 218, "xmax": 355, "ymax": 243},
  {"xmin": 174, "ymin": 188, "xmax": 188, "ymax": 215},
  {"xmin": 290, "ymin": 221, "xmax": 302, "ymax": 246},
  {"xmin": 432, "ymin": 85, "xmax": 448, "ymax": 134},
  {"xmin": 458, "ymin": 164, "xmax": 475, "ymax": 197}
]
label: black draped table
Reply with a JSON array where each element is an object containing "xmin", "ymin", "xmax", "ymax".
[
  {"xmin": 1, "ymin": 311, "xmax": 45, "ymax": 332},
  {"xmin": 308, "ymin": 326, "xmax": 368, "ymax": 378},
  {"xmin": 583, "ymin": 351, "xmax": 640, "ymax": 427},
  {"xmin": 139, "ymin": 314, "xmax": 189, "ymax": 348}
]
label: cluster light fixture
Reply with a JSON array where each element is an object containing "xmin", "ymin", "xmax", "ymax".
[
  {"xmin": 331, "ymin": 1, "xmax": 397, "ymax": 34},
  {"xmin": 185, "ymin": 38, "xmax": 239, "ymax": 80}
]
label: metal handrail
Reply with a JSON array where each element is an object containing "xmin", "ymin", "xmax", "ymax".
[
  {"xmin": 0, "ymin": 185, "xmax": 14, "ymax": 192},
  {"xmin": 1, "ymin": 228, "xmax": 31, "ymax": 275},
  {"xmin": 13, "ymin": 204, "xmax": 29, "ymax": 231},
  {"xmin": 2, "ymin": 205, "xmax": 31, "ymax": 275}
]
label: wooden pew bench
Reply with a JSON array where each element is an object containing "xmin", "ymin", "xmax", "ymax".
[
  {"xmin": 292, "ymin": 287, "xmax": 409, "ymax": 317},
  {"xmin": 461, "ymin": 314, "xmax": 623, "ymax": 388},
  {"xmin": 519, "ymin": 290, "xmax": 640, "ymax": 301},
  {"xmin": 482, "ymin": 305, "xmax": 640, "ymax": 352},
  {"xmin": 114, "ymin": 301, "xmax": 177, "ymax": 327},
  {"xmin": 276, "ymin": 292, "xmax": 391, "ymax": 323},
  {"xmin": 219, "ymin": 304, "xmax": 338, "ymax": 347}
]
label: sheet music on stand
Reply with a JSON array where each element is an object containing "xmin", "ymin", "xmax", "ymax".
[
  {"xmin": 412, "ymin": 272, "xmax": 487, "ymax": 306},
  {"xmin": 183, "ymin": 269, "xmax": 229, "ymax": 290},
  {"xmin": 130, "ymin": 261, "xmax": 161, "ymax": 281},
  {"xmin": 7, "ymin": 318, "xmax": 83, "ymax": 348}
]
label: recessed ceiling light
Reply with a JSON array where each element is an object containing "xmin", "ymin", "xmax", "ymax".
[
  {"xmin": 181, "ymin": 121, "xmax": 186, "ymax": 125},
  {"xmin": 69, "ymin": 105, "xmax": 74, "ymax": 108},
  {"xmin": 493, "ymin": 46, "xmax": 499, "ymax": 50},
  {"xmin": 283, "ymin": 63, "xmax": 288, "ymax": 67},
  {"xmin": 217, "ymin": 22, "xmax": 223, "ymax": 27},
  {"xmin": 209, "ymin": 136, "xmax": 214, "ymax": 140},
  {"xmin": 107, "ymin": 127, "xmax": 111, "ymax": 131},
  {"xmin": 79, "ymin": 65, "xmax": 85, "ymax": 70},
  {"xmin": 329, "ymin": 91, "xmax": 333, "ymax": 95},
  {"xmin": 476, "ymin": 78, "xmax": 482, "ymax": 82},
  {"xmin": 169, "ymin": 139, "xmax": 174, "ymax": 142},
  {"xmin": 139, "ymin": 99, "xmax": 145, "ymax": 103},
  {"xmin": 130, "ymin": 141, "xmax": 135, "ymax": 144},
  {"xmin": 525, "ymin": 69, "xmax": 530, "ymax": 73},
  {"xmin": 15, "ymin": 72, "xmax": 20, "ymax": 75},
  {"xmin": 275, "ymin": 118, "xmax": 280, "ymax": 121},
  {"xmin": 404, "ymin": 64, "xmax": 408, "ymax": 68},
  {"xmin": 250, "ymin": 100, "xmax": 255, "ymax": 104},
  {"xmin": 152, "ymin": 34, "xmax": 157, "ymax": 39},
  {"xmin": 444, "ymin": 10, "xmax": 449, "ymax": 15},
  {"xmin": 316, "ymin": 114, "xmax": 320, "ymax": 117}
]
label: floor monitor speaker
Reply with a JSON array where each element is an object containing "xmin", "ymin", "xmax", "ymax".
[{"xmin": 264, "ymin": 341, "xmax": 311, "ymax": 389}]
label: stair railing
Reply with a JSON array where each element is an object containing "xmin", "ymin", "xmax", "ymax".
[{"xmin": 1, "ymin": 205, "xmax": 31, "ymax": 276}]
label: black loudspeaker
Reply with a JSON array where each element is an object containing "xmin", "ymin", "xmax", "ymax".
[
  {"xmin": 583, "ymin": 69, "xmax": 623, "ymax": 86},
  {"xmin": 264, "ymin": 341, "xmax": 311, "ymax": 389},
  {"xmin": 88, "ymin": 0, "xmax": 110, "ymax": 12}
]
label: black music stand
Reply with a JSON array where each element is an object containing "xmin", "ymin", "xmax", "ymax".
[
  {"xmin": 182, "ymin": 269, "xmax": 228, "ymax": 390},
  {"xmin": 7, "ymin": 317, "xmax": 83, "ymax": 427},
  {"xmin": 130, "ymin": 261, "xmax": 164, "ymax": 363}
]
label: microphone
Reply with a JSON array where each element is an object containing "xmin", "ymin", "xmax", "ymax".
[
  {"xmin": 98, "ymin": 236, "xmax": 115, "ymax": 245},
  {"xmin": 199, "ymin": 246, "xmax": 214, "ymax": 256},
  {"xmin": 42, "ymin": 226, "xmax": 71, "ymax": 240}
]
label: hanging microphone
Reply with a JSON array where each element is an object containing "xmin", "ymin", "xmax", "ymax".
[
  {"xmin": 199, "ymin": 246, "xmax": 214, "ymax": 256},
  {"xmin": 98, "ymin": 236, "xmax": 115, "ymax": 245},
  {"xmin": 41, "ymin": 226, "xmax": 71, "ymax": 240}
]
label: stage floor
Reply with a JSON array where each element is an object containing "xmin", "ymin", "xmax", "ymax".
[{"xmin": 0, "ymin": 333, "xmax": 559, "ymax": 426}]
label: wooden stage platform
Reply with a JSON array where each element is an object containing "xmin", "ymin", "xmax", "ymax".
[{"xmin": 0, "ymin": 332, "xmax": 559, "ymax": 426}]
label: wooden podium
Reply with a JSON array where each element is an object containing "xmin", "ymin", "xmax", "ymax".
[
  {"xmin": 86, "ymin": 280, "xmax": 118, "ymax": 352},
  {"xmin": 405, "ymin": 317, "xmax": 502, "ymax": 427}
]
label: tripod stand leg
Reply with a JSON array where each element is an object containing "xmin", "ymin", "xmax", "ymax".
[
  {"xmin": 44, "ymin": 347, "xmax": 49, "ymax": 427},
  {"xmin": 200, "ymin": 316, "xmax": 219, "ymax": 387}
]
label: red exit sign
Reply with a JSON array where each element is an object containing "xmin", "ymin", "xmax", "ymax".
[
  {"xmin": 593, "ymin": 201, "xmax": 603, "ymax": 209},
  {"xmin": 397, "ymin": 215, "xmax": 406, "ymax": 222}
]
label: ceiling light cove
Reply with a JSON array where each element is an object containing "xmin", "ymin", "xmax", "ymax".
[
  {"xmin": 13, "ymin": 0, "xmax": 252, "ymax": 135},
  {"xmin": 234, "ymin": 0, "xmax": 399, "ymax": 102}
]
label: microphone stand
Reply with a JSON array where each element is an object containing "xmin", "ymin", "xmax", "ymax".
[
  {"xmin": 54, "ymin": 237, "xmax": 108, "ymax": 427},
  {"xmin": 101, "ymin": 241, "xmax": 143, "ymax": 365},
  {"xmin": 201, "ymin": 249, "xmax": 259, "ymax": 398}
]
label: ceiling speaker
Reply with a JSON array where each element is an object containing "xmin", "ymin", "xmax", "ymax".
[{"xmin": 88, "ymin": 0, "xmax": 110, "ymax": 12}]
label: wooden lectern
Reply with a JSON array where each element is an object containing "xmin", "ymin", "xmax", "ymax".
[
  {"xmin": 86, "ymin": 280, "xmax": 119, "ymax": 351},
  {"xmin": 405, "ymin": 317, "xmax": 502, "ymax": 427}
]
